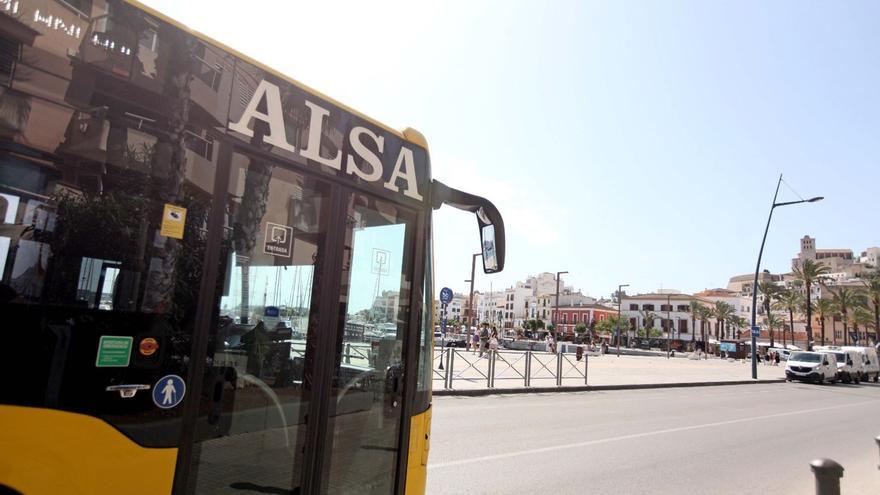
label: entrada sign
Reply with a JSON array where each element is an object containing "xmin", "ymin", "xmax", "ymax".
[{"xmin": 229, "ymin": 80, "xmax": 424, "ymax": 202}]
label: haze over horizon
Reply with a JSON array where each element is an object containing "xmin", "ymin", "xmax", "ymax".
[{"xmin": 144, "ymin": 0, "xmax": 880, "ymax": 299}]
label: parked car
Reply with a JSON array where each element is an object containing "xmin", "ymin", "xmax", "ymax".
[
  {"xmin": 785, "ymin": 351, "xmax": 837, "ymax": 384},
  {"xmin": 841, "ymin": 346, "xmax": 880, "ymax": 382},
  {"xmin": 816, "ymin": 350, "xmax": 858, "ymax": 384}
]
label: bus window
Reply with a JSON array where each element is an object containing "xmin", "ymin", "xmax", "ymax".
[
  {"xmin": 187, "ymin": 152, "xmax": 331, "ymax": 494},
  {"xmin": 324, "ymin": 193, "xmax": 416, "ymax": 493}
]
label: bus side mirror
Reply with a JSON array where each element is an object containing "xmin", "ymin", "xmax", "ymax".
[
  {"xmin": 432, "ymin": 180, "xmax": 505, "ymax": 274},
  {"xmin": 476, "ymin": 207, "xmax": 500, "ymax": 273}
]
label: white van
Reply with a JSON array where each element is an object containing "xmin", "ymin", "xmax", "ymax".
[
  {"xmin": 842, "ymin": 346, "xmax": 880, "ymax": 382},
  {"xmin": 785, "ymin": 351, "xmax": 838, "ymax": 384},
  {"xmin": 817, "ymin": 350, "xmax": 858, "ymax": 384},
  {"xmin": 817, "ymin": 346, "xmax": 870, "ymax": 384}
]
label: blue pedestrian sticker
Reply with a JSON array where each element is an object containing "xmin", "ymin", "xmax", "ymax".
[{"xmin": 152, "ymin": 374, "xmax": 186, "ymax": 409}]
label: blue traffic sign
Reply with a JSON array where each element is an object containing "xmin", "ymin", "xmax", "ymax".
[
  {"xmin": 153, "ymin": 374, "xmax": 186, "ymax": 409},
  {"xmin": 751, "ymin": 326, "xmax": 761, "ymax": 337},
  {"xmin": 439, "ymin": 287, "xmax": 453, "ymax": 304}
]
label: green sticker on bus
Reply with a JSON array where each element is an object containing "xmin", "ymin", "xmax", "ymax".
[{"xmin": 96, "ymin": 336, "xmax": 133, "ymax": 367}]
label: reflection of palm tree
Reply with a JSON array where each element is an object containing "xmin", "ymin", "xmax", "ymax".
[
  {"xmin": 141, "ymin": 26, "xmax": 196, "ymax": 312},
  {"xmin": 232, "ymin": 81, "xmax": 299, "ymax": 323},
  {"xmin": 0, "ymin": 87, "xmax": 32, "ymax": 141}
]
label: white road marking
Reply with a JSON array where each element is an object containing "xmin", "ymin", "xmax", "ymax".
[{"xmin": 428, "ymin": 399, "xmax": 880, "ymax": 469}]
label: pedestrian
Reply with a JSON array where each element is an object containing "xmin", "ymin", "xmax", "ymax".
[
  {"xmin": 774, "ymin": 351, "xmax": 780, "ymax": 366},
  {"xmin": 489, "ymin": 328, "xmax": 499, "ymax": 353},
  {"xmin": 471, "ymin": 330, "xmax": 479, "ymax": 355},
  {"xmin": 479, "ymin": 323, "xmax": 490, "ymax": 358}
]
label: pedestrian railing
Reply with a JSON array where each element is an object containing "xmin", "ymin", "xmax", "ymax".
[
  {"xmin": 493, "ymin": 350, "xmax": 528, "ymax": 387},
  {"xmin": 432, "ymin": 348, "xmax": 590, "ymax": 390}
]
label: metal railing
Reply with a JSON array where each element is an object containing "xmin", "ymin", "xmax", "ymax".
[{"xmin": 433, "ymin": 348, "xmax": 590, "ymax": 389}]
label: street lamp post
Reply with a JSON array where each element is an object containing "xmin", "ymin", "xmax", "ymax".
[
  {"xmin": 666, "ymin": 294, "xmax": 672, "ymax": 359},
  {"xmin": 466, "ymin": 252, "xmax": 481, "ymax": 330},
  {"xmin": 555, "ymin": 271, "xmax": 569, "ymax": 347},
  {"xmin": 616, "ymin": 284, "xmax": 629, "ymax": 357},
  {"xmin": 749, "ymin": 174, "xmax": 823, "ymax": 379}
]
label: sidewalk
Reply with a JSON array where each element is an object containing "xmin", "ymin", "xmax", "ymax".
[{"xmin": 433, "ymin": 351, "xmax": 786, "ymax": 393}]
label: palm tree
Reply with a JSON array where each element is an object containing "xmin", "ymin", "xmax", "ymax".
[
  {"xmin": 689, "ymin": 301, "xmax": 705, "ymax": 343},
  {"xmin": 864, "ymin": 273, "xmax": 880, "ymax": 341},
  {"xmin": 827, "ymin": 286, "xmax": 863, "ymax": 346},
  {"xmin": 639, "ymin": 310, "xmax": 656, "ymax": 340},
  {"xmin": 793, "ymin": 259, "xmax": 830, "ymax": 350},
  {"xmin": 813, "ymin": 298, "xmax": 835, "ymax": 346},
  {"xmin": 699, "ymin": 305, "xmax": 713, "ymax": 344},
  {"xmin": 852, "ymin": 304, "xmax": 874, "ymax": 345},
  {"xmin": 773, "ymin": 288, "xmax": 803, "ymax": 348},
  {"xmin": 763, "ymin": 313, "xmax": 782, "ymax": 344},
  {"xmin": 758, "ymin": 281, "xmax": 780, "ymax": 346},
  {"xmin": 713, "ymin": 301, "xmax": 734, "ymax": 340},
  {"xmin": 728, "ymin": 315, "xmax": 747, "ymax": 339}
]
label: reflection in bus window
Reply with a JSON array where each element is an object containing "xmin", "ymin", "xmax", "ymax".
[
  {"xmin": 325, "ymin": 193, "xmax": 415, "ymax": 494},
  {"xmin": 189, "ymin": 153, "xmax": 330, "ymax": 494}
]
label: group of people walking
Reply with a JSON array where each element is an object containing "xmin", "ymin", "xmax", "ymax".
[
  {"xmin": 758, "ymin": 350, "xmax": 782, "ymax": 366},
  {"xmin": 469, "ymin": 323, "xmax": 499, "ymax": 358}
]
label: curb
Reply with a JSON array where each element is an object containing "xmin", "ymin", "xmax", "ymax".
[{"xmin": 433, "ymin": 379, "xmax": 786, "ymax": 397}]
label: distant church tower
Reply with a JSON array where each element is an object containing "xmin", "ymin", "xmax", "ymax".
[
  {"xmin": 801, "ymin": 235, "xmax": 816, "ymax": 260},
  {"xmin": 793, "ymin": 235, "xmax": 817, "ymax": 270}
]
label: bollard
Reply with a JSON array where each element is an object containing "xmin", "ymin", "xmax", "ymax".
[
  {"xmin": 584, "ymin": 354, "xmax": 589, "ymax": 385},
  {"xmin": 810, "ymin": 458, "xmax": 843, "ymax": 495},
  {"xmin": 876, "ymin": 435, "xmax": 880, "ymax": 470}
]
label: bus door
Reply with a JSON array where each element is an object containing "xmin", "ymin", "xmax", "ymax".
[
  {"xmin": 181, "ymin": 151, "xmax": 331, "ymax": 493},
  {"xmin": 181, "ymin": 152, "xmax": 419, "ymax": 494},
  {"xmin": 323, "ymin": 191, "xmax": 417, "ymax": 493}
]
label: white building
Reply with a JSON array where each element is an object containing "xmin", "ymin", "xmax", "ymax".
[{"xmin": 620, "ymin": 291, "xmax": 709, "ymax": 341}]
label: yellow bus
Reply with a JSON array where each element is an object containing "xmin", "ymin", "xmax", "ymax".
[{"xmin": 0, "ymin": 1, "xmax": 505, "ymax": 493}]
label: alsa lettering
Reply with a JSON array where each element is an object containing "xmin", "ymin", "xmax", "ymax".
[{"xmin": 229, "ymin": 80, "xmax": 423, "ymax": 201}]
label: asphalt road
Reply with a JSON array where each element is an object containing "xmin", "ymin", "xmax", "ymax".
[{"xmin": 426, "ymin": 382, "xmax": 880, "ymax": 494}]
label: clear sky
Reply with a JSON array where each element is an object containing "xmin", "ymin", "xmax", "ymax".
[{"xmin": 144, "ymin": 0, "xmax": 880, "ymax": 299}]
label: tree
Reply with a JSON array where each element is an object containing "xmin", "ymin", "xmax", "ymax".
[
  {"xmin": 864, "ymin": 273, "xmax": 880, "ymax": 341},
  {"xmin": 852, "ymin": 305, "xmax": 874, "ymax": 344},
  {"xmin": 698, "ymin": 305, "xmax": 713, "ymax": 344},
  {"xmin": 574, "ymin": 323, "xmax": 588, "ymax": 335},
  {"xmin": 689, "ymin": 301, "xmax": 705, "ymax": 343},
  {"xmin": 793, "ymin": 259, "xmax": 831, "ymax": 350},
  {"xmin": 813, "ymin": 298, "xmax": 835, "ymax": 346},
  {"xmin": 596, "ymin": 316, "xmax": 630, "ymax": 338},
  {"xmin": 639, "ymin": 310, "xmax": 656, "ymax": 334},
  {"xmin": 758, "ymin": 281, "xmax": 781, "ymax": 347},
  {"xmin": 763, "ymin": 313, "xmax": 782, "ymax": 344},
  {"xmin": 712, "ymin": 301, "xmax": 734, "ymax": 340},
  {"xmin": 827, "ymin": 285, "xmax": 863, "ymax": 346},
  {"xmin": 728, "ymin": 315, "xmax": 747, "ymax": 339},
  {"xmin": 773, "ymin": 288, "xmax": 803, "ymax": 348}
]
